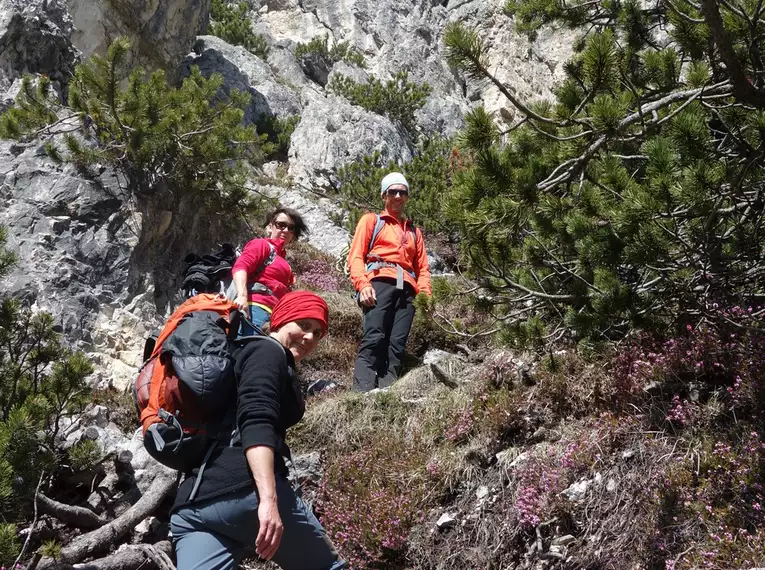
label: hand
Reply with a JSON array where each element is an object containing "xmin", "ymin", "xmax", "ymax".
[
  {"xmin": 234, "ymin": 293, "xmax": 249, "ymax": 312},
  {"xmin": 359, "ymin": 285, "xmax": 376, "ymax": 307},
  {"xmin": 255, "ymin": 498, "xmax": 283, "ymax": 560}
]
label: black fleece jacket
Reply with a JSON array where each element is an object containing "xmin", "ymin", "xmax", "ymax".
[{"xmin": 172, "ymin": 336, "xmax": 305, "ymax": 509}]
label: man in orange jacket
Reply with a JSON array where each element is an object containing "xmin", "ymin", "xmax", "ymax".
[{"xmin": 347, "ymin": 172, "xmax": 432, "ymax": 391}]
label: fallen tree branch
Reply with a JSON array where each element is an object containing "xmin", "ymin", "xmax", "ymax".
[
  {"xmin": 49, "ymin": 541, "xmax": 175, "ymax": 570},
  {"xmin": 37, "ymin": 492, "xmax": 107, "ymax": 529},
  {"xmin": 38, "ymin": 472, "xmax": 176, "ymax": 569}
]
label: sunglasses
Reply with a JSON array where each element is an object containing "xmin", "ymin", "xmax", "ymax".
[
  {"xmin": 273, "ymin": 220, "xmax": 296, "ymax": 232},
  {"xmin": 385, "ymin": 189, "xmax": 409, "ymax": 197}
]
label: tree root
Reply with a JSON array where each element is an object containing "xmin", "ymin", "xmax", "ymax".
[
  {"xmin": 47, "ymin": 541, "xmax": 175, "ymax": 570},
  {"xmin": 38, "ymin": 472, "xmax": 177, "ymax": 569},
  {"xmin": 37, "ymin": 492, "xmax": 107, "ymax": 529}
]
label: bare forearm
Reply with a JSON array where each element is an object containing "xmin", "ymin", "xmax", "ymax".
[
  {"xmin": 234, "ymin": 269, "xmax": 249, "ymax": 297},
  {"xmin": 245, "ymin": 445, "xmax": 277, "ymax": 502}
]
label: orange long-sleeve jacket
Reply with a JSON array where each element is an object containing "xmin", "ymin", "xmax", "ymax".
[{"xmin": 347, "ymin": 210, "xmax": 432, "ymax": 296}]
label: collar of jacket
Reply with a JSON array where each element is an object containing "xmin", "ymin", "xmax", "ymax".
[
  {"xmin": 380, "ymin": 209, "xmax": 411, "ymax": 226},
  {"xmin": 265, "ymin": 237, "xmax": 287, "ymax": 256}
]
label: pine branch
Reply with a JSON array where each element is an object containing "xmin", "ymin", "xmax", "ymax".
[{"xmin": 538, "ymin": 81, "xmax": 731, "ymax": 191}]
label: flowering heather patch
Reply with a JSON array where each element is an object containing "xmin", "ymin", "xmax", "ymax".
[
  {"xmin": 655, "ymin": 431, "xmax": 765, "ymax": 569},
  {"xmin": 610, "ymin": 306, "xmax": 765, "ymax": 417},
  {"xmin": 316, "ymin": 436, "xmax": 428, "ymax": 569},
  {"xmin": 444, "ymin": 407, "xmax": 475, "ymax": 443},
  {"xmin": 478, "ymin": 351, "xmax": 519, "ymax": 387},
  {"xmin": 296, "ymin": 258, "xmax": 346, "ymax": 293},
  {"xmin": 508, "ymin": 414, "xmax": 635, "ymax": 529}
]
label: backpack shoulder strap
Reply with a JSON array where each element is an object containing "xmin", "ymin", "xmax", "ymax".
[
  {"xmin": 252, "ymin": 242, "xmax": 277, "ymax": 279},
  {"xmin": 407, "ymin": 220, "xmax": 418, "ymax": 249},
  {"xmin": 366, "ymin": 214, "xmax": 385, "ymax": 256}
]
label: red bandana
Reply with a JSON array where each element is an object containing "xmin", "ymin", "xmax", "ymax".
[{"xmin": 270, "ymin": 291, "xmax": 329, "ymax": 336}]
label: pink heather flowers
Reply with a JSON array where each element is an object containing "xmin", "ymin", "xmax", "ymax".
[
  {"xmin": 316, "ymin": 441, "xmax": 426, "ymax": 569},
  {"xmin": 444, "ymin": 408, "xmax": 474, "ymax": 443},
  {"xmin": 297, "ymin": 259, "xmax": 345, "ymax": 293}
]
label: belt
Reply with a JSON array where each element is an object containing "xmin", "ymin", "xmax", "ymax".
[{"xmin": 366, "ymin": 260, "xmax": 415, "ymax": 290}]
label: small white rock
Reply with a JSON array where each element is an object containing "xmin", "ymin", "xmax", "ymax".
[{"xmin": 436, "ymin": 512, "xmax": 457, "ymax": 529}]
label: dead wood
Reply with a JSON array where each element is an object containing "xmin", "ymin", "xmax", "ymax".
[
  {"xmin": 37, "ymin": 492, "xmax": 107, "ymax": 529},
  {"xmin": 37, "ymin": 472, "xmax": 176, "ymax": 569}
]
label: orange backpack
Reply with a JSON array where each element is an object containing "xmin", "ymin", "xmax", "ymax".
[{"xmin": 133, "ymin": 293, "xmax": 245, "ymax": 472}]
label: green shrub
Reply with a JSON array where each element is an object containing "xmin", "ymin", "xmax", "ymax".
[
  {"xmin": 0, "ymin": 75, "xmax": 58, "ymax": 139},
  {"xmin": 442, "ymin": 3, "xmax": 765, "ymax": 341},
  {"xmin": 67, "ymin": 440, "xmax": 102, "ymax": 472},
  {"xmin": 330, "ymin": 71, "xmax": 430, "ymax": 136},
  {"xmin": 257, "ymin": 114, "xmax": 300, "ymax": 161},
  {"xmin": 0, "ymin": 522, "xmax": 20, "ymax": 568},
  {"xmin": 210, "ymin": 0, "xmax": 269, "ymax": 59},
  {"xmin": 0, "ymin": 297, "xmax": 93, "ymax": 522},
  {"xmin": 295, "ymin": 35, "xmax": 366, "ymax": 68}
]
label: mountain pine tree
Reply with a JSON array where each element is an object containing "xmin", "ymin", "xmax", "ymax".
[
  {"xmin": 444, "ymin": 0, "xmax": 765, "ymax": 342},
  {"xmin": 0, "ymin": 37, "xmax": 269, "ymax": 216}
]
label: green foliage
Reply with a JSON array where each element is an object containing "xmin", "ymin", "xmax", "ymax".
[
  {"xmin": 441, "ymin": 4, "xmax": 765, "ymax": 342},
  {"xmin": 67, "ymin": 439, "xmax": 101, "ymax": 472},
  {"xmin": 0, "ymin": 297, "xmax": 93, "ymax": 522},
  {"xmin": 39, "ymin": 539, "xmax": 61, "ymax": 560},
  {"xmin": 335, "ymin": 136, "xmax": 457, "ymax": 234},
  {"xmin": 0, "ymin": 227, "xmax": 17, "ymax": 279},
  {"xmin": 295, "ymin": 35, "xmax": 366, "ymax": 68},
  {"xmin": 0, "ymin": 523, "xmax": 19, "ymax": 568},
  {"xmin": 210, "ymin": 0, "xmax": 269, "ymax": 59},
  {"xmin": 257, "ymin": 114, "xmax": 300, "ymax": 161},
  {"xmin": 0, "ymin": 75, "xmax": 58, "ymax": 139},
  {"xmin": 330, "ymin": 71, "xmax": 431, "ymax": 136}
]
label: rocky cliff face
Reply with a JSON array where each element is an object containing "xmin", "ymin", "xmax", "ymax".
[
  {"xmin": 66, "ymin": 0, "xmax": 210, "ymax": 79},
  {"xmin": 0, "ymin": 0, "xmax": 574, "ymax": 389}
]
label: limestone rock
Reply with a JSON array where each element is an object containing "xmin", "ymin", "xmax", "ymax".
[
  {"xmin": 0, "ymin": 137, "xmax": 133, "ymax": 329},
  {"xmin": 0, "ymin": 0, "xmax": 77, "ymax": 107},
  {"xmin": 326, "ymin": 60, "xmax": 369, "ymax": 87},
  {"xmin": 180, "ymin": 35, "xmax": 302, "ymax": 125},
  {"xmin": 288, "ymin": 91, "xmax": 412, "ymax": 189},
  {"xmin": 65, "ymin": 0, "xmax": 210, "ymax": 77},
  {"xmin": 436, "ymin": 512, "xmax": 457, "ymax": 529}
]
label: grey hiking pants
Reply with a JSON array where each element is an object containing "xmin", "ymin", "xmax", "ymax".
[
  {"xmin": 353, "ymin": 278, "xmax": 416, "ymax": 392},
  {"xmin": 171, "ymin": 474, "xmax": 344, "ymax": 570}
]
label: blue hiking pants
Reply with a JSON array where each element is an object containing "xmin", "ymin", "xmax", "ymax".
[
  {"xmin": 171, "ymin": 475, "xmax": 344, "ymax": 570},
  {"xmin": 239, "ymin": 304, "xmax": 271, "ymax": 337}
]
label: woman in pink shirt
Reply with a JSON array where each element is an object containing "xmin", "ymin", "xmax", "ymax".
[{"xmin": 232, "ymin": 208, "xmax": 308, "ymax": 331}]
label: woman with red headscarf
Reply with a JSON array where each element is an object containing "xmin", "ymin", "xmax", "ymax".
[{"xmin": 170, "ymin": 291, "xmax": 344, "ymax": 570}]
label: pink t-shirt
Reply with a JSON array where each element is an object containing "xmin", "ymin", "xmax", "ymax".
[{"xmin": 232, "ymin": 237, "xmax": 294, "ymax": 310}]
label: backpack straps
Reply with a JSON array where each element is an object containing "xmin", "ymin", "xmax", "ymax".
[
  {"xmin": 253, "ymin": 242, "xmax": 277, "ymax": 279},
  {"xmin": 248, "ymin": 242, "xmax": 278, "ymax": 295},
  {"xmin": 366, "ymin": 214, "xmax": 418, "ymax": 254},
  {"xmin": 366, "ymin": 214, "xmax": 386, "ymax": 254}
]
